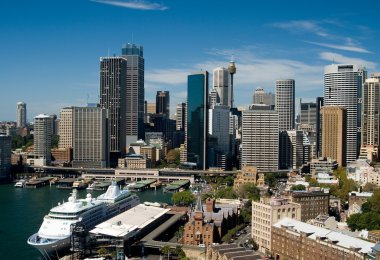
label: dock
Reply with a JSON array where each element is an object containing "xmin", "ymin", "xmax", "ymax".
[
  {"xmin": 56, "ymin": 178, "xmax": 77, "ymax": 189},
  {"xmin": 128, "ymin": 179, "xmax": 157, "ymax": 191},
  {"xmin": 25, "ymin": 177, "xmax": 54, "ymax": 188},
  {"xmin": 163, "ymin": 180, "xmax": 190, "ymax": 193}
]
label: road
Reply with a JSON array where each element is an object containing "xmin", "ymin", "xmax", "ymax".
[{"xmin": 235, "ymin": 225, "xmax": 252, "ymax": 246}]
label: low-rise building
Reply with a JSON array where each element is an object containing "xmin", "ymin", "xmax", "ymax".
[
  {"xmin": 118, "ymin": 155, "xmax": 152, "ymax": 169},
  {"xmin": 348, "ymin": 191, "xmax": 373, "ymax": 216},
  {"xmin": 206, "ymin": 243, "xmax": 261, "ymax": 260},
  {"xmin": 183, "ymin": 198, "xmax": 238, "ymax": 246},
  {"xmin": 251, "ymin": 197, "xmax": 301, "ymax": 254},
  {"xmin": 347, "ymin": 159, "xmax": 380, "ymax": 186},
  {"xmin": 290, "ymin": 190, "xmax": 329, "ymax": 222},
  {"xmin": 271, "ymin": 218, "xmax": 375, "ymax": 260},
  {"xmin": 233, "ymin": 166, "xmax": 264, "ymax": 191},
  {"xmin": 310, "ymin": 157, "xmax": 338, "ymax": 174}
]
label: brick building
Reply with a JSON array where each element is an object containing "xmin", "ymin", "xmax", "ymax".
[
  {"xmin": 183, "ymin": 197, "xmax": 238, "ymax": 246},
  {"xmin": 271, "ymin": 218, "xmax": 375, "ymax": 260},
  {"xmin": 233, "ymin": 165, "xmax": 265, "ymax": 192},
  {"xmin": 290, "ymin": 190, "xmax": 329, "ymax": 221}
]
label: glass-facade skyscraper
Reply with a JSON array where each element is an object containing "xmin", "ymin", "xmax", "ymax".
[
  {"xmin": 122, "ymin": 43, "xmax": 145, "ymax": 141},
  {"xmin": 187, "ymin": 71, "xmax": 209, "ymax": 170}
]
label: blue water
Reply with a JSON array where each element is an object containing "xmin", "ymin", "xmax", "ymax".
[{"xmin": 0, "ymin": 184, "xmax": 172, "ymax": 259}]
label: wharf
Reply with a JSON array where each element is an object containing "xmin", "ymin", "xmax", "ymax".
[
  {"xmin": 25, "ymin": 177, "xmax": 54, "ymax": 188},
  {"xmin": 56, "ymin": 178, "xmax": 77, "ymax": 189},
  {"xmin": 92, "ymin": 181, "xmax": 112, "ymax": 191},
  {"xmin": 163, "ymin": 180, "xmax": 190, "ymax": 193},
  {"xmin": 129, "ymin": 179, "xmax": 156, "ymax": 191}
]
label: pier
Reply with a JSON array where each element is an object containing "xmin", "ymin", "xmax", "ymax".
[
  {"xmin": 25, "ymin": 177, "xmax": 54, "ymax": 188},
  {"xmin": 163, "ymin": 180, "xmax": 190, "ymax": 193},
  {"xmin": 128, "ymin": 179, "xmax": 157, "ymax": 191}
]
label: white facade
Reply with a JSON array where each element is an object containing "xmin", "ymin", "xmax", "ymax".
[
  {"xmin": 242, "ymin": 108, "xmax": 278, "ymax": 171},
  {"xmin": 252, "ymin": 87, "xmax": 275, "ymax": 106},
  {"xmin": 208, "ymin": 105, "xmax": 230, "ymax": 154},
  {"xmin": 213, "ymin": 67, "xmax": 230, "ymax": 107},
  {"xmin": 16, "ymin": 102, "xmax": 27, "ymax": 128},
  {"xmin": 276, "ymin": 79, "xmax": 295, "ymax": 131},
  {"xmin": 347, "ymin": 159, "xmax": 380, "ymax": 186},
  {"xmin": 324, "ymin": 64, "xmax": 367, "ymax": 164},
  {"xmin": 362, "ymin": 77, "xmax": 380, "ymax": 148},
  {"xmin": 34, "ymin": 114, "xmax": 52, "ymax": 164}
]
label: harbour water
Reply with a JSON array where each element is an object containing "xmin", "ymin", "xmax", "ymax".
[{"xmin": 0, "ymin": 184, "xmax": 173, "ymax": 260}]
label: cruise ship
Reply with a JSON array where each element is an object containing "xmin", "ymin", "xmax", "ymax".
[{"xmin": 27, "ymin": 182, "xmax": 140, "ymax": 259}]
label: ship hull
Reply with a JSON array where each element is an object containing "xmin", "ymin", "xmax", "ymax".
[{"xmin": 27, "ymin": 233, "xmax": 71, "ymax": 259}]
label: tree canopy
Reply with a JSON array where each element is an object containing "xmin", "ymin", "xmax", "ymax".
[
  {"xmin": 171, "ymin": 191, "xmax": 195, "ymax": 206},
  {"xmin": 291, "ymin": 184, "xmax": 306, "ymax": 191}
]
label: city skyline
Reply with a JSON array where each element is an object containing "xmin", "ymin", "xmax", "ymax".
[{"xmin": 0, "ymin": 0, "xmax": 379, "ymax": 120}]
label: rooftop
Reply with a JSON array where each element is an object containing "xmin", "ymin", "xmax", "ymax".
[
  {"xmin": 274, "ymin": 218, "xmax": 374, "ymax": 255},
  {"xmin": 90, "ymin": 204, "xmax": 170, "ymax": 238}
]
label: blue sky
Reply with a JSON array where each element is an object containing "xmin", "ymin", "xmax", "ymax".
[{"xmin": 0, "ymin": 0, "xmax": 379, "ymax": 121}]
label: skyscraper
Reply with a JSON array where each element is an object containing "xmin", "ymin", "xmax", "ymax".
[
  {"xmin": 58, "ymin": 108, "xmax": 73, "ymax": 149},
  {"xmin": 213, "ymin": 67, "xmax": 229, "ymax": 107},
  {"xmin": 208, "ymin": 104, "xmax": 230, "ymax": 154},
  {"xmin": 156, "ymin": 91, "xmax": 170, "ymax": 117},
  {"xmin": 0, "ymin": 134, "xmax": 11, "ymax": 181},
  {"xmin": 100, "ymin": 56, "xmax": 127, "ymax": 161},
  {"xmin": 252, "ymin": 87, "xmax": 275, "ymax": 106},
  {"xmin": 176, "ymin": 102, "xmax": 186, "ymax": 131},
  {"xmin": 300, "ymin": 102, "xmax": 317, "ymax": 129},
  {"xmin": 122, "ymin": 43, "xmax": 145, "ymax": 140},
  {"xmin": 72, "ymin": 107, "xmax": 108, "ymax": 168},
  {"xmin": 361, "ymin": 73, "xmax": 380, "ymax": 160},
  {"xmin": 187, "ymin": 71, "xmax": 209, "ymax": 170},
  {"xmin": 276, "ymin": 79, "xmax": 295, "ymax": 131},
  {"xmin": 321, "ymin": 106, "xmax": 347, "ymax": 167},
  {"xmin": 16, "ymin": 102, "xmax": 27, "ymax": 128},
  {"xmin": 324, "ymin": 64, "xmax": 366, "ymax": 163},
  {"xmin": 242, "ymin": 106, "xmax": 279, "ymax": 171},
  {"xmin": 316, "ymin": 97, "xmax": 324, "ymax": 157},
  {"xmin": 34, "ymin": 114, "xmax": 52, "ymax": 164}
]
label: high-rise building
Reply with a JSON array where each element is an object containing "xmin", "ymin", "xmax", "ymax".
[
  {"xmin": 16, "ymin": 102, "xmax": 27, "ymax": 128},
  {"xmin": 324, "ymin": 64, "xmax": 366, "ymax": 163},
  {"xmin": 122, "ymin": 43, "xmax": 145, "ymax": 140},
  {"xmin": 49, "ymin": 114, "xmax": 58, "ymax": 135},
  {"xmin": 187, "ymin": 71, "xmax": 208, "ymax": 170},
  {"xmin": 33, "ymin": 114, "xmax": 52, "ymax": 164},
  {"xmin": 208, "ymin": 104, "xmax": 230, "ymax": 154},
  {"xmin": 58, "ymin": 108, "xmax": 73, "ymax": 149},
  {"xmin": 209, "ymin": 88, "xmax": 218, "ymax": 109},
  {"xmin": 156, "ymin": 91, "xmax": 170, "ymax": 117},
  {"xmin": 321, "ymin": 106, "xmax": 347, "ymax": 167},
  {"xmin": 276, "ymin": 79, "xmax": 295, "ymax": 131},
  {"xmin": 300, "ymin": 102, "xmax": 317, "ymax": 129},
  {"xmin": 316, "ymin": 97, "xmax": 324, "ymax": 157},
  {"xmin": 361, "ymin": 74, "xmax": 380, "ymax": 159},
  {"xmin": 72, "ymin": 107, "xmax": 108, "ymax": 168},
  {"xmin": 176, "ymin": 102, "xmax": 186, "ymax": 131},
  {"xmin": 0, "ymin": 134, "xmax": 11, "ymax": 181},
  {"xmin": 252, "ymin": 87, "xmax": 275, "ymax": 106},
  {"xmin": 213, "ymin": 67, "xmax": 229, "ymax": 107},
  {"xmin": 100, "ymin": 56, "xmax": 127, "ymax": 161},
  {"xmin": 242, "ymin": 106, "xmax": 279, "ymax": 171}
]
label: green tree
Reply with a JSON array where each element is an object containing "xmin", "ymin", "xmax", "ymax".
[
  {"xmin": 174, "ymin": 246, "xmax": 186, "ymax": 259},
  {"xmin": 370, "ymin": 189, "xmax": 380, "ymax": 212},
  {"xmin": 171, "ymin": 191, "xmax": 195, "ymax": 206},
  {"xmin": 363, "ymin": 183, "xmax": 378, "ymax": 192},
  {"xmin": 264, "ymin": 173, "xmax": 278, "ymax": 188},
  {"xmin": 51, "ymin": 134, "xmax": 59, "ymax": 148},
  {"xmin": 237, "ymin": 183, "xmax": 260, "ymax": 201},
  {"xmin": 165, "ymin": 149, "xmax": 180, "ymax": 165},
  {"xmin": 291, "ymin": 184, "xmax": 306, "ymax": 191},
  {"xmin": 161, "ymin": 245, "xmax": 172, "ymax": 259},
  {"xmin": 361, "ymin": 201, "xmax": 372, "ymax": 213}
]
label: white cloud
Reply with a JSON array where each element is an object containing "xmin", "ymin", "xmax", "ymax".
[
  {"xmin": 305, "ymin": 41, "xmax": 371, "ymax": 53},
  {"xmin": 319, "ymin": 52, "xmax": 377, "ymax": 69},
  {"xmin": 271, "ymin": 20, "xmax": 328, "ymax": 37},
  {"xmin": 91, "ymin": 0, "xmax": 168, "ymax": 11}
]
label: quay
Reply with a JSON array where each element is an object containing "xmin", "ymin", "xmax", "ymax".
[
  {"xmin": 25, "ymin": 177, "xmax": 54, "ymax": 188},
  {"xmin": 163, "ymin": 180, "xmax": 190, "ymax": 193},
  {"xmin": 56, "ymin": 178, "xmax": 77, "ymax": 189}
]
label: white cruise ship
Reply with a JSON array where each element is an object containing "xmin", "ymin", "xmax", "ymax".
[{"xmin": 27, "ymin": 182, "xmax": 140, "ymax": 259}]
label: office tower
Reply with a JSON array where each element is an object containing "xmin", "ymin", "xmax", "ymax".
[
  {"xmin": 34, "ymin": 114, "xmax": 52, "ymax": 164},
  {"xmin": 187, "ymin": 71, "xmax": 208, "ymax": 170},
  {"xmin": 300, "ymin": 102, "xmax": 317, "ymax": 129},
  {"xmin": 156, "ymin": 91, "xmax": 170, "ymax": 117},
  {"xmin": 72, "ymin": 107, "xmax": 108, "ymax": 168},
  {"xmin": 316, "ymin": 97, "xmax": 324, "ymax": 157},
  {"xmin": 213, "ymin": 67, "xmax": 229, "ymax": 107},
  {"xmin": 58, "ymin": 108, "xmax": 73, "ymax": 149},
  {"xmin": 276, "ymin": 79, "xmax": 295, "ymax": 131},
  {"xmin": 0, "ymin": 134, "xmax": 11, "ymax": 181},
  {"xmin": 324, "ymin": 64, "xmax": 366, "ymax": 163},
  {"xmin": 16, "ymin": 102, "xmax": 27, "ymax": 128},
  {"xmin": 209, "ymin": 88, "xmax": 218, "ymax": 109},
  {"xmin": 208, "ymin": 104, "xmax": 230, "ymax": 154},
  {"xmin": 100, "ymin": 56, "xmax": 127, "ymax": 161},
  {"xmin": 286, "ymin": 130, "xmax": 304, "ymax": 169},
  {"xmin": 242, "ymin": 106, "xmax": 279, "ymax": 171},
  {"xmin": 122, "ymin": 43, "xmax": 145, "ymax": 140},
  {"xmin": 361, "ymin": 74, "xmax": 380, "ymax": 160},
  {"xmin": 321, "ymin": 106, "xmax": 347, "ymax": 167},
  {"xmin": 176, "ymin": 102, "xmax": 186, "ymax": 131},
  {"xmin": 252, "ymin": 87, "xmax": 275, "ymax": 106},
  {"xmin": 49, "ymin": 114, "xmax": 58, "ymax": 135}
]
